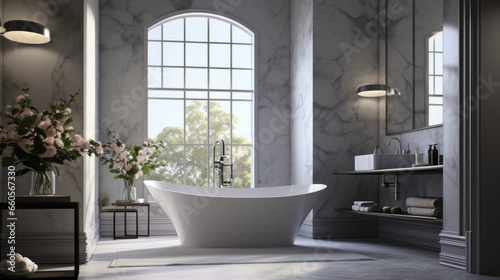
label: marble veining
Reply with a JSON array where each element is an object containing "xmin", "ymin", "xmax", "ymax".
[
  {"xmin": 311, "ymin": 0, "xmax": 380, "ymax": 220},
  {"xmin": 99, "ymin": 0, "xmax": 291, "ymax": 200}
]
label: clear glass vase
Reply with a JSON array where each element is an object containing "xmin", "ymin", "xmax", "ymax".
[
  {"xmin": 122, "ymin": 179, "xmax": 136, "ymax": 202},
  {"xmin": 29, "ymin": 170, "xmax": 56, "ymax": 195}
]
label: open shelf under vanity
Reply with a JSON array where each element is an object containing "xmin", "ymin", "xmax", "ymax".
[{"xmin": 336, "ymin": 209, "xmax": 442, "ymax": 221}]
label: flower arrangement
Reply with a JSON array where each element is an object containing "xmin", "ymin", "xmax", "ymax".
[
  {"xmin": 100, "ymin": 130, "xmax": 166, "ymax": 201},
  {"xmin": 0, "ymin": 88, "xmax": 102, "ymax": 194}
]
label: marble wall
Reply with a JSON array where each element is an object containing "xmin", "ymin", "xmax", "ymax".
[
  {"xmin": 1, "ymin": 0, "xmax": 94, "ymax": 262},
  {"xmin": 310, "ymin": 0, "xmax": 381, "ymax": 237},
  {"xmin": 291, "ymin": 0, "xmax": 313, "ymax": 186},
  {"xmin": 98, "ymin": 0, "xmax": 291, "ymax": 200}
]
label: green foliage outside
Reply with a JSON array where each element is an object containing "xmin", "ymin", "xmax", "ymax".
[{"xmin": 149, "ymin": 100, "xmax": 251, "ymax": 188}]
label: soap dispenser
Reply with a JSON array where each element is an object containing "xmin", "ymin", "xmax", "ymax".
[
  {"xmin": 427, "ymin": 145, "xmax": 433, "ymax": 165},
  {"xmin": 432, "ymin": 144, "xmax": 439, "ymax": 165}
]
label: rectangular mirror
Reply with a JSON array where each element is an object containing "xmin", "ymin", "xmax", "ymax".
[{"xmin": 386, "ymin": 0, "xmax": 443, "ymax": 134}]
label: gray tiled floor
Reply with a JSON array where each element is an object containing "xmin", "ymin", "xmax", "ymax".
[{"xmin": 79, "ymin": 236, "xmax": 499, "ymax": 280}]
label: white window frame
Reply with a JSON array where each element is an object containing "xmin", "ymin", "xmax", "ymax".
[
  {"xmin": 426, "ymin": 30, "xmax": 444, "ymax": 126},
  {"xmin": 145, "ymin": 12, "xmax": 256, "ymax": 188}
]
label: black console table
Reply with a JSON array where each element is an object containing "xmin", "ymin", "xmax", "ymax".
[{"xmin": 0, "ymin": 201, "xmax": 79, "ymax": 280}]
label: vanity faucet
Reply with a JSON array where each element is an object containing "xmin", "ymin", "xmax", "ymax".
[{"xmin": 387, "ymin": 137, "xmax": 402, "ymax": 154}]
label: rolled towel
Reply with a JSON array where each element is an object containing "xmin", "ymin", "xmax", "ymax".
[
  {"xmin": 353, "ymin": 201, "xmax": 377, "ymax": 207},
  {"xmin": 407, "ymin": 207, "xmax": 443, "ymax": 217},
  {"xmin": 351, "ymin": 205, "xmax": 360, "ymax": 211},
  {"xmin": 406, "ymin": 197, "xmax": 443, "ymax": 208}
]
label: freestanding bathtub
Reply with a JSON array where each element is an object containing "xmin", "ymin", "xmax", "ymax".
[{"xmin": 144, "ymin": 180, "xmax": 327, "ymax": 248}]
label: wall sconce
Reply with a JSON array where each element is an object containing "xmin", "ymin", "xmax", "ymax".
[
  {"xmin": 357, "ymin": 84, "xmax": 400, "ymax": 97},
  {"xmin": 0, "ymin": 20, "xmax": 50, "ymax": 44}
]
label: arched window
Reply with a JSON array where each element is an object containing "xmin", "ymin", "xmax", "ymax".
[
  {"xmin": 427, "ymin": 31, "xmax": 443, "ymax": 126},
  {"xmin": 146, "ymin": 13, "xmax": 254, "ymax": 188}
]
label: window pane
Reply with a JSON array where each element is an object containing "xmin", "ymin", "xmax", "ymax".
[
  {"xmin": 434, "ymin": 32, "xmax": 443, "ymax": 52},
  {"xmin": 163, "ymin": 18, "xmax": 184, "ymax": 41},
  {"xmin": 186, "ymin": 17, "xmax": 207, "ymax": 42},
  {"xmin": 186, "ymin": 68, "xmax": 207, "ymax": 89},
  {"xmin": 148, "ymin": 67, "xmax": 162, "ymax": 88},
  {"xmin": 429, "ymin": 106, "xmax": 443, "ymax": 126},
  {"xmin": 150, "ymin": 145, "xmax": 184, "ymax": 184},
  {"xmin": 232, "ymin": 45, "xmax": 252, "ymax": 68},
  {"xmin": 210, "ymin": 69, "xmax": 230, "ymax": 89},
  {"xmin": 429, "ymin": 96, "xmax": 443, "ymax": 105},
  {"xmin": 148, "ymin": 25, "xmax": 162, "ymax": 40},
  {"xmin": 148, "ymin": 90, "xmax": 183, "ymax": 98},
  {"xmin": 210, "ymin": 91, "xmax": 230, "ymax": 99},
  {"xmin": 186, "ymin": 145, "xmax": 209, "ymax": 187},
  {"xmin": 210, "ymin": 44, "xmax": 230, "ymax": 67},
  {"xmin": 428, "ymin": 76, "xmax": 434, "ymax": 94},
  {"xmin": 209, "ymin": 18, "xmax": 230, "ymax": 42},
  {"xmin": 186, "ymin": 100, "xmax": 208, "ymax": 144},
  {"xmin": 232, "ymin": 69, "xmax": 252, "ymax": 90},
  {"xmin": 434, "ymin": 76, "xmax": 443, "ymax": 95},
  {"xmin": 232, "ymin": 146, "xmax": 251, "ymax": 188},
  {"xmin": 435, "ymin": 53, "xmax": 443, "ymax": 75},
  {"xmin": 163, "ymin": 68, "xmax": 184, "ymax": 88},
  {"xmin": 428, "ymin": 54, "xmax": 434, "ymax": 75},
  {"xmin": 428, "ymin": 36, "xmax": 434, "ymax": 51},
  {"xmin": 186, "ymin": 43, "xmax": 207, "ymax": 67},
  {"xmin": 163, "ymin": 42, "xmax": 184, "ymax": 66},
  {"xmin": 232, "ymin": 92, "xmax": 252, "ymax": 100},
  {"xmin": 209, "ymin": 101, "xmax": 230, "ymax": 142},
  {"xmin": 148, "ymin": 42, "xmax": 162, "ymax": 66},
  {"xmin": 232, "ymin": 101, "xmax": 252, "ymax": 144},
  {"xmin": 232, "ymin": 27, "xmax": 251, "ymax": 43},
  {"xmin": 148, "ymin": 99, "xmax": 184, "ymax": 143},
  {"xmin": 186, "ymin": 91, "xmax": 207, "ymax": 99}
]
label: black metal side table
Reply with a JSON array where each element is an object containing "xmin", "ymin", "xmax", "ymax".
[
  {"xmin": 0, "ymin": 201, "xmax": 79, "ymax": 280},
  {"xmin": 112, "ymin": 202, "xmax": 150, "ymax": 237}
]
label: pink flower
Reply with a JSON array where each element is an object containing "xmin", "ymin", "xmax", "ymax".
[
  {"xmin": 23, "ymin": 108, "xmax": 34, "ymax": 117},
  {"xmin": 44, "ymin": 136, "xmax": 55, "ymax": 146},
  {"xmin": 55, "ymin": 138, "xmax": 64, "ymax": 148},
  {"xmin": 19, "ymin": 138, "xmax": 34, "ymax": 153},
  {"xmin": 66, "ymin": 126, "xmax": 74, "ymax": 131},
  {"xmin": 63, "ymin": 108, "xmax": 71, "ymax": 114},
  {"xmin": 46, "ymin": 127, "xmax": 57, "ymax": 137},
  {"xmin": 38, "ymin": 146, "xmax": 57, "ymax": 158},
  {"xmin": 7, "ymin": 124, "xmax": 20, "ymax": 141},
  {"xmin": 16, "ymin": 94, "xmax": 26, "ymax": 103}
]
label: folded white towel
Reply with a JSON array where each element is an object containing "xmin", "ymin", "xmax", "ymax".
[
  {"xmin": 406, "ymin": 197, "xmax": 443, "ymax": 208},
  {"xmin": 353, "ymin": 201, "xmax": 377, "ymax": 207},
  {"xmin": 359, "ymin": 206, "xmax": 382, "ymax": 212},
  {"xmin": 407, "ymin": 207, "xmax": 443, "ymax": 217},
  {"xmin": 352, "ymin": 204, "xmax": 381, "ymax": 212}
]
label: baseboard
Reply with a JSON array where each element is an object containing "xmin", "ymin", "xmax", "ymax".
[
  {"xmin": 1, "ymin": 232, "xmax": 88, "ymax": 264},
  {"xmin": 85, "ymin": 222, "xmax": 99, "ymax": 261},
  {"xmin": 439, "ymin": 231, "xmax": 467, "ymax": 270}
]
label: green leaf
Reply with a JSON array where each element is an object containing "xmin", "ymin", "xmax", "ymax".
[
  {"xmin": 64, "ymin": 117, "xmax": 73, "ymax": 126},
  {"xmin": 2, "ymin": 157, "xmax": 16, "ymax": 167}
]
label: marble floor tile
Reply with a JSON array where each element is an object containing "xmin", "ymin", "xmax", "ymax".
[{"xmin": 79, "ymin": 236, "xmax": 498, "ymax": 280}]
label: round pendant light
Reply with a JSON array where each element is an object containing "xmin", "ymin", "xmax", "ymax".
[{"xmin": 357, "ymin": 84, "xmax": 400, "ymax": 97}]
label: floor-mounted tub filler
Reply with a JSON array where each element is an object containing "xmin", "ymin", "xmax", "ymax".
[{"xmin": 144, "ymin": 181, "xmax": 327, "ymax": 248}]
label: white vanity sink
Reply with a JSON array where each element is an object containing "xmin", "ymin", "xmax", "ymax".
[{"xmin": 354, "ymin": 154, "xmax": 415, "ymax": 170}]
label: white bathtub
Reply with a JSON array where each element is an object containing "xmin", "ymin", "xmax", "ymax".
[{"xmin": 144, "ymin": 181, "xmax": 327, "ymax": 248}]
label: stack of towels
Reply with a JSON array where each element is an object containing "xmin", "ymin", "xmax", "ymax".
[
  {"xmin": 351, "ymin": 201, "xmax": 381, "ymax": 212},
  {"xmin": 406, "ymin": 196, "xmax": 443, "ymax": 217}
]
